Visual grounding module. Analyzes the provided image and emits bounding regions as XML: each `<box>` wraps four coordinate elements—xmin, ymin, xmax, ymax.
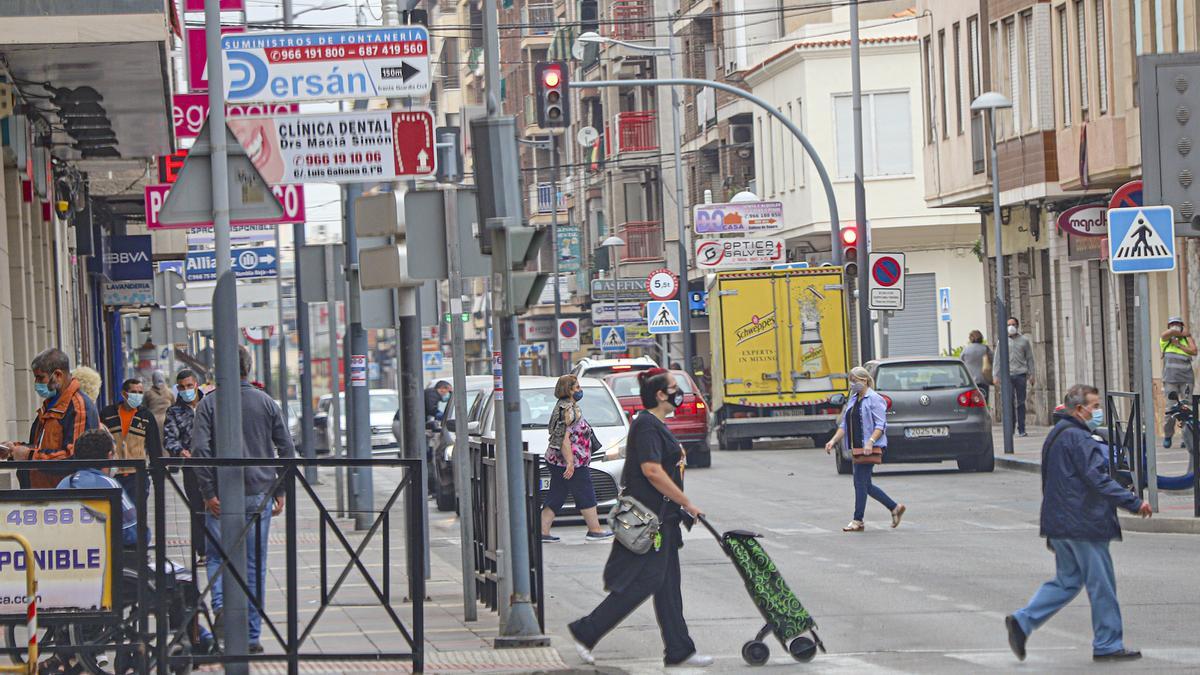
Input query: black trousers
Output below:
<box><xmin>569</xmin><ymin>523</ymin><xmax>696</xmax><ymax>665</ymax></box>
<box><xmin>1011</xmin><ymin>373</ymin><xmax>1029</xmax><ymax>434</ymax></box>
<box><xmin>183</xmin><ymin>468</ymin><xmax>206</xmax><ymax>560</ymax></box>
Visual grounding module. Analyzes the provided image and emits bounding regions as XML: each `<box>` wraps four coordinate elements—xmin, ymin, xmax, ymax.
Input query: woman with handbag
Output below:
<box><xmin>541</xmin><ymin>374</ymin><xmax>614</xmax><ymax>543</ymax></box>
<box><xmin>961</xmin><ymin>330</ymin><xmax>994</xmax><ymax>402</ymax></box>
<box><xmin>568</xmin><ymin>368</ymin><xmax>712</xmax><ymax>668</ymax></box>
<box><xmin>825</xmin><ymin>366</ymin><xmax>906</xmax><ymax>532</ymax></box>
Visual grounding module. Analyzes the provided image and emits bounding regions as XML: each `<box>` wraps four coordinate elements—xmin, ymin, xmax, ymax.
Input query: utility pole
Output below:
<box><xmin>549</xmin><ymin>134</ymin><xmax>563</xmax><ymax>375</ymax></box>
<box><xmin>439</xmin><ymin>133</ymin><xmax>477</xmax><ymax>619</ymax></box>
<box><xmin>666</xmin><ymin>15</ymin><xmax>693</xmax><ymax>375</ymax></box>
<box><xmin>850</xmin><ymin>0</ymin><xmax>874</xmax><ymax>362</ymax></box>
<box><xmin>326</xmin><ymin>247</ymin><xmax>346</xmax><ymax>516</ymax></box>
<box><xmin>344</xmin><ymin>182</ymin><xmax>373</xmax><ymax>530</ymax></box>
<box><xmin>204</xmin><ymin>0</ymin><xmax>249</xmax><ymax>668</ymax></box>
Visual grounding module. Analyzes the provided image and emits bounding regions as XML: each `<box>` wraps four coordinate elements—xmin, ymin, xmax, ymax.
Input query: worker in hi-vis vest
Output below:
<box><xmin>1160</xmin><ymin>316</ymin><xmax>1197</xmax><ymax>449</ymax></box>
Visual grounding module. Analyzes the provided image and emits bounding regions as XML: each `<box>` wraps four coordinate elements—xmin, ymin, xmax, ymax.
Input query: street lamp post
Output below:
<box><xmin>971</xmin><ymin>92</ymin><xmax>1015</xmax><ymax>456</ymax></box>
<box><xmin>578</xmin><ymin>31</ymin><xmax>691</xmax><ymax>369</ymax></box>
<box><xmin>602</xmin><ymin>235</ymin><xmax>625</xmax><ymax>347</ymax></box>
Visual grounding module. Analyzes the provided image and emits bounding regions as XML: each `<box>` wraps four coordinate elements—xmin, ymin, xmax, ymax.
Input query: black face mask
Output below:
<box><xmin>667</xmin><ymin>389</ymin><xmax>685</xmax><ymax>409</ymax></box>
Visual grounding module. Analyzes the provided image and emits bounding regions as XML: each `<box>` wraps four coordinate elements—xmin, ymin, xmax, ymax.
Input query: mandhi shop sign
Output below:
<box><xmin>145</xmin><ymin>183</ymin><xmax>305</xmax><ymax>229</ymax></box>
<box><xmin>1057</xmin><ymin>203</ymin><xmax>1108</xmax><ymax>237</ymax></box>
<box><xmin>226</xmin><ymin>110</ymin><xmax>435</xmax><ymax>183</ymax></box>
<box><xmin>694</xmin><ymin>237</ymin><xmax>785</xmax><ymax>270</ymax></box>
<box><xmin>221</xmin><ymin>27</ymin><xmax>431</xmax><ymax>104</ymax></box>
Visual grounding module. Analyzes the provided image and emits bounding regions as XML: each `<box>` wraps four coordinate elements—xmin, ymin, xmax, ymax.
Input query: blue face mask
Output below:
<box><xmin>34</xmin><ymin>382</ymin><xmax>55</xmax><ymax>399</ymax></box>
<box><xmin>126</xmin><ymin>393</ymin><xmax>144</xmax><ymax>409</ymax></box>
<box><xmin>1088</xmin><ymin>408</ymin><xmax>1104</xmax><ymax>431</ymax></box>
<box><xmin>572</xmin><ymin>390</ymin><xmax>584</xmax><ymax>402</ymax></box>
<box><xmin>179</xmin><ymin>388</ymin><xmax>197</xmax><ymax>403</ymax></box>
<box><xmin>440</xmin><ymin>392</ymin><xmax>451</xmax><ymax>402</ymax></box>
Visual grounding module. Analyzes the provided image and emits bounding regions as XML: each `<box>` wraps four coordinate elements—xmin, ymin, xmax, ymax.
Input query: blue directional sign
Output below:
<box><xmin>422</xmin><ymin>351</ymin><xmax>444</xmax><ymax>372</ymax></box>
<box><xmin>938</xmin><ymin>287</ymin><xmax>952</xmax><ymax>322</ymax></box>
<box><xmin>647</xmin><ymin>300</ymin><xmax>682</xmax><ymax>334</ymax></box>
<box><xmin>185</xmin><ymin>246</ymin><xmax>279</xmax><ymax>282</ymax></box>
<box><xmin>1107</xmin><ymin>206</ymin><xmax>1176</xmax><ymax>274</ymax></box>
<box><xmin>599</xmin><ymin>325</ymin><xmax>627</xmax><ymax>353</ymax></box>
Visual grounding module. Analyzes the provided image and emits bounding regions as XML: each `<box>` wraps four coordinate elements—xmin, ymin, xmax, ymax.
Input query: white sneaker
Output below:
<box><xmin>669</xmin><ymin>653</ymin><xmax>715</xmax><ymax>668</ymax></box>
<box><xmin>573</xmin><ymin>638</ymin><xmax>595</xmax><ymax>665</ymax></box>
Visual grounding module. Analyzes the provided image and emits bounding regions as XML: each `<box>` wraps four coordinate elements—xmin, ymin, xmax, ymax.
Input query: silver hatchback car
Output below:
<box><xmin>834</xmin><ymin>358</ymin><xmax>995</xmax><ymax>474</ymax></box>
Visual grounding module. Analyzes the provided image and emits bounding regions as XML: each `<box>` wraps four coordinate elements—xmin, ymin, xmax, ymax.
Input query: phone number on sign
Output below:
<box><xmin>5</xmin><ymin>508</ymin><xmax>98</xmax><ymax>527</ymax></box>
<box><xmin>302</xmin><ymin>152</ymin><xmax>384</xmax><ymax>167</ymax></box>
<box><xmin>265</xmin><ymin>42</ymin><xmax>426</xmax><ymax>63</ymax></box>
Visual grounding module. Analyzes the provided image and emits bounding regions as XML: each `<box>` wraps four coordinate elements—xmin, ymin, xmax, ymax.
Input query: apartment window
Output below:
<box><xmin>1023</xmin><ymin>12</ymin><xmax>1038</xmax><ymax>131</ymax></box>
<box><xmin>1006</xmin><ymin>18</ymin><xmax>1021</xmax><ymax>135</ymax></box>
<box><xmin>953</xmin><ymin>23</ymin><xmax>963</xmax><ymax>135</ymax></box>
<box><xmin>1076</xmin><ymin>1</ymin><xmax>1090</xmax><ymax>117</ymax></box>
<box><xmin>1097</xmin><ymin>0</ymin><xmax>1109</xmax><ymax>114</ymax></box>
<box><xmin>1060</xmin><ymin>6</ymin><xmax>1072</xmax><ymax>127</ymax></box>
<box><xmin>938</xmin><ymin>30</ymin><xmax>948</xmax><ymax>139</ymax></box>
<box><xmin>923</xmin><ymin>36</ymin><xmax>936</xmax><ymax>143</ymax></box>
<box><xmin>834</xmin><ymin>91</ymin><xmax>913</xmax><ymax>179</ymax></box>
<box><xmin>968</xmin><ymin>16</ymin><xmax>982</xmax><ymax>99</ymax></box>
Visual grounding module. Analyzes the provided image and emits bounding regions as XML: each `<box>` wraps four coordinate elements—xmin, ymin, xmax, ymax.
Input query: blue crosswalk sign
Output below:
<box><xmin>1107</xmin><ymin>206</ymin><xmax>1176</xmax><ymax>274</ymax></box>
<box><xmin>646</xmin><ymin>300</ymin><xmax>682</xmax><ymax>334</ymax></box>
<box><xmin>422</xmin><ymin>351</ymin><xmax>444</xmax><ymax>371</ymax></box>
<box><xmin>599</xmin><ymin>326</ymin><xmax>626</xmax><ymax>353</ymax></box>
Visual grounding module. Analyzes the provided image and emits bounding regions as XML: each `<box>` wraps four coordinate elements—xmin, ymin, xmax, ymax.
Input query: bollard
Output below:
<box><xmin>0</xmin><ymin>533</ymin><xmax>38</xmax><ymax>674</ymax></box>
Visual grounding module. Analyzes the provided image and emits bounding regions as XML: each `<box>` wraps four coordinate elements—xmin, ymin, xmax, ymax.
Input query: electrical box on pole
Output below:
<box><xmin>496</xmin><ymin>220</ymin><xmax>549</xmax><ymax>315</ymax></box>
<box><xmin>534</xmin><ymin>61</ymin><xmax>570</xmax><ymax>128</ymax></box>
<box><xmin>1139</xmin><ymin>53</ymin><xmax>1200</xmax><ymax>236</ymax></box>
<box><xmin>353</xmin><ymin>192</ymin><xmax>423</xmax><ymax>290</ymax></box>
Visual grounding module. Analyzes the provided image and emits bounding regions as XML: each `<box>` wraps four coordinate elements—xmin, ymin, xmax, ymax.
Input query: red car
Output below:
<box><xmin>602</xmin><ymin>370</ymin><xmax>711</xmax><ymax>468</ymax></box>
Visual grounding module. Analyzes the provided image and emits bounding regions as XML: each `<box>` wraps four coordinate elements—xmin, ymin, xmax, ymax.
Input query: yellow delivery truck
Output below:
<box><xmin>708</xmin><ymin>267</ymin><xmax>851</xmax><ymax>449</ymax></box>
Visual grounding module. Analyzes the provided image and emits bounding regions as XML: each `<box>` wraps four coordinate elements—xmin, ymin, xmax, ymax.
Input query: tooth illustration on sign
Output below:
<box><xmin>1114</xmin><ymin>211</ymin><xmax>1171</xmax><ymax>259</ymax></box>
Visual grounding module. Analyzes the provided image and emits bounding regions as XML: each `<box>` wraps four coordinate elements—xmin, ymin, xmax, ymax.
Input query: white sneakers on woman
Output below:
<box><xmin>842</xmin><ymin>520</ymin><xmax>865</xmax><ymax>532</ymax></box>
<box><xmin>668</xmin><ymin>653</ymin><xmax>715</xmax><ymax>668</ymax></box>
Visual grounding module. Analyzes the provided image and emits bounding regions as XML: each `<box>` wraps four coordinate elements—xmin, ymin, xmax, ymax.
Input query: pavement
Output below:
<box><xmin>991</xmin><ymin>425</ymin><xmax>1200</xmax><ymax>532</ymax></box>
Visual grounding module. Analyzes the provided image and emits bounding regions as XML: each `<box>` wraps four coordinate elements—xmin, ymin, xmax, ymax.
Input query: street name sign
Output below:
<box><xmin>226</xmin><ymin>109</ymin><xmax>436</xmax><ymax>183</ymax></box>
<box><xmin>591</xmin><ymin>278</ymin><xmax>647</xmax><ymax>299</ymax></box>
<box><xmin>1107</xmin><ymin>206</ymin><xmax>1176</xmax><ymax>274</ymax></box>
<box><xmin>867</xmin><ymin>252</ymin><xmax>906</xmax><ymax>310</ymax></box>
<box><xmin>147</xmin><ymin>183</ymin><xmax>305</xmax><ymax>229</ymax></box>
<box><xmin>591</xmin><ymin>301</ymin><xmax>644</xmax><ymax>324</ymax></box>
<box><xmin>694</xmin><ymin>237</ymin><xmax>785</xmax><ymax>270</ymax></box>
<box><xmin>693</xmin><ymin>201</ymin><xmax>783</xmax><ymax>234</ymax></box>
<box><xmin>647</xmin><ymin>300</ymin><xmax>682</xmax><ymax>334</ymax></box>
<box><xmin>599</xmin><ymin>326</ymin><xmax>627</xmax><ymax>353</ymax></box>
<box><xmin>221</xmin><ymin>27</ymin><xmax>431</xmax><ymax>103</ymax></box>
<box><xmin>185</xmin><ymin>246</ymin><xmax>279</xmax><ymax>282</ymax></box>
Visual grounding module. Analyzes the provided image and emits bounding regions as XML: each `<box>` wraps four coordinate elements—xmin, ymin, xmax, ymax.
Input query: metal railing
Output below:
<box><xmin>1106</xmin><ymin>391</ymin><xmax>1145</xmax><ymax>500</ymax></box>
<box><xmin>468</xmin><ymin>440</ymin><xmax>545</xmax><ymax>631</ymax></box>
<box><xmin>610</xmin><ymin>0</ymin><xmax>651</xmax><ymax>41</ymax></box>
<box><xmin>617</xmin><ymin>220</ymin><xmax>665</xmax><ymax>261</ymax></box>
<box><xmin>612</xmin><ymin>111</ymin><xmax>659</xmax><ymax>153</ymax></box>
<box><xmin>523</xmin><ymin>2</ymin><xmax>556</xmax><ymax>36</ymax></box>
<box><xmin>530</xmin><ymin>182</ymin><xmax>566</xmax><ymax>214</ymax></box>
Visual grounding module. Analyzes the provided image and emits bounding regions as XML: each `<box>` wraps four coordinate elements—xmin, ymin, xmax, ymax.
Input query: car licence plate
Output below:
<box><xmin>904</xmin><ymin>426</ymin><xmax>950</xmax><ymax>439</ymax></box>
<box><xmin>539</xmin><ymin>477</ymin><xmax>551</xmax><ymax>491</ymax></box>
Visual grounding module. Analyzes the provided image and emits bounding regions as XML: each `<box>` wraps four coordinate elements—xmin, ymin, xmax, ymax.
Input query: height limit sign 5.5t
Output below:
<box><xmin>867</xmin><ymin>252</ymin><xmax>905</xmax><ymax>311</ymax></box>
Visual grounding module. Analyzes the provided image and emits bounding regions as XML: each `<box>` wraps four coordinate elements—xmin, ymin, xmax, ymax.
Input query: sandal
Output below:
<box><xmin>891</xmin><ymin>504</ymin><xmax>906</xmax><ymax>528</ymax></box>
<box><xmin>842</xmin><ymin>520</ymin><xmax>865</xmax><ymax>532</ymax></box>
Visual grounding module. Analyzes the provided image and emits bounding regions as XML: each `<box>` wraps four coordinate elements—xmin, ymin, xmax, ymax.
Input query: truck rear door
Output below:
<box><xmin>717</xmin><ymin>272</ymin><xmax>787</xmax><ymax>398</ymax></box>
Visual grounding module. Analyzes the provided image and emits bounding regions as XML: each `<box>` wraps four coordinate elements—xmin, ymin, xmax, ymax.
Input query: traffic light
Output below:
<box><xmin>841</xmin><ymin>224</ymin><xmax>859</xmax><ymax>274</ymax></box>
<box><xmin>535</xmin><ymin>61</ymin><xmax>570</xmax><ymax>128</ymax></box>
<box><xmin>498</xmin><ymin>220</ymin><xmax>549</xmax><ymax>315</ymax></box>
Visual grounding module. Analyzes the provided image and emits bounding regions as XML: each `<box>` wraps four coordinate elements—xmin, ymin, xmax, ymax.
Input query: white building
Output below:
<box><xmin>743</xmin><ymin>9</ymin><xmax>988</xmax><ymax>356</ymax></box>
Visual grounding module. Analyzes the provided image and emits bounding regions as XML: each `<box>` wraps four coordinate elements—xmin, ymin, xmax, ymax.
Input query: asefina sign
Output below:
<box><xmin>1057</xmin><ymin>203</ymin><xmax>1108</xmax><ymax>237</ymax></box>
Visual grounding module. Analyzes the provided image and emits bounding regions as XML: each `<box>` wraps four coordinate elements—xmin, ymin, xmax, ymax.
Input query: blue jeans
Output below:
<box><xmin>852</xmin><ymin>463</ymin><xmax>896</xmax><ymax>521</ymax></box>
<box><xmin>205</xmin><ymin>494</ymin><xmax>274</xmax><ymax>642</ymax></box>
<box><xmin>1013</xmin><ymin>538</ymin><xmax>1125</xmax><ymax>655</ymax></box>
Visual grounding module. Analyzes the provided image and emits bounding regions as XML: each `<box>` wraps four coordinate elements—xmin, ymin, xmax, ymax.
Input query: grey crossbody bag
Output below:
<box><xmin>609</xmin><ymin>493</ymin><xmax>662</xmax><ymax>554</ymax></box>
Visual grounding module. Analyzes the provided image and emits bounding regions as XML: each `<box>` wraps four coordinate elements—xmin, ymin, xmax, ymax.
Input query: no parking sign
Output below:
<box><xmin>558</xmin><ymin>319</ymin><xmax>581</xmax><ymax>352</ymax></box>
<box><xmin>867</xmin><ymin>252</ymin><xmax>905</xmax><ymax>310</ymax></box>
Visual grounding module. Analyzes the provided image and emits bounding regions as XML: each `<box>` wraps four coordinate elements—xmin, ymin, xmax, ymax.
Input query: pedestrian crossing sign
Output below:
<box><xmin>422</xmin><ymin>351</ymin><xmax>444</xmax><ymax>371</ymax></box>
<box><xmin>646</xmin><ymin>300</ymin><xmax>682</xmax><ymax>334</ymax></box>
<box><xmin>599</xmin><ymin>325</ymin><xmax>627</xmax><ymax>353</ymax></box>
<box><xmin>1107</xmin><ymin>206</ymin><xmax>1176</xmax><ymax>274</ymax></box>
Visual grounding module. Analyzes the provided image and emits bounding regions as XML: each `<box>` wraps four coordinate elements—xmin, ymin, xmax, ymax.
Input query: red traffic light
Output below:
<box><xmin>542</xmin><ymin>68</ymin><xmax>561</xmax><ymax>88</ymax></box>
<box><xmin>841</xmin><ymin>227</ymin><xmax>858</xmax><ymax>246</ymax></box>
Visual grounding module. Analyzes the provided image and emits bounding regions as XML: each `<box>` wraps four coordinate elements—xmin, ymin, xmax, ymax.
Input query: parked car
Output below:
<box><xmin>322</xmin><ymin>389</ymin><xmax>402</xmax><ymax>456</ymax></box>
<box><xmin>276</xmin><ymin>399</ymin><xmax>302</xmax><ymax>445</ymax></box>
<box><xmin>833</xmin><ymin>358</ymin><xmax>994</xmax><ymax>475</ymax></box>
<box><xmin>603</xmin><ymin>369</ymin><xmax>711</xmax><ymax>468</ymax></box>
<box><xmin>477</xmin><ymin>376</ymin><xmax>628</xmax><ymax>518</ymax></box>
<box><xmin>428</xmin><ymin>375</ymin><xmax>494</xmax><ymax>511</ymax></box>
<box><xmin>314</xmin><ymin>394</ymin><xmax>332</xmax><ymax>455</ymax></box>
<box><xmin>571</xmin><ymin>356</ymin><xmax>659</xmax><ymax>380</ymax></box>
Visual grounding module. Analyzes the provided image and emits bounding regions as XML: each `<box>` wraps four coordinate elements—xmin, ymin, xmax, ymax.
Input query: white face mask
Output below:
<box><xmin>1007</xmin><ymin>325</ymin><xmax>1018</xmax><ymax>336</ymax></box>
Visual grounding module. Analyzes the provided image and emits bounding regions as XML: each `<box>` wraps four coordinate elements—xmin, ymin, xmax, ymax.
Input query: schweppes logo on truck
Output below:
<box><xmin>735</xmin><ymin>312</ymin><xmax>777</xmax><ymax>345</ymax></box>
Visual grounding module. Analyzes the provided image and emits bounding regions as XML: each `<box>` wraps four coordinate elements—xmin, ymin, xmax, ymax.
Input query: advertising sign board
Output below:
<box><xmin>1056</xmin><ymin>204</ymin><xmax>1108</xmax><ymax>237</ymax></box>
<box><xmin>102</xmin><ymin>280</ymin><xmax>155</xmax><ymax>306</ymax></box>
<box><xmin>104</xmin><ymin>235</ymin><xmax>153</xmax><ymax>281</ymax></box>
<box><xmin>185</xmin><ymin>246</ymin><xmax>279</xmax><ymax>282</ymax></box>
<box><xmin>146</xmin><ymin>183</ymin><xmax>305</xmax><ymax>229</ymax></box>
<box><xmin>693</xmin><ymin>201</ymin><xmax>784</xmax><ymax>234</ymax></box>
<box><xmin>226</xmin><ymin>110</ymin><xmax>435</xmax><ymax>183</ymax></box>
<box><xmin>221</xmin><ymin>27</ymin><xmax>431</xmax><ymax>104</ymax></box>
<box><xmin>187</xmin><ymin>26</ymin><xmax>244</xmax><ymax>92</ymax></box>
<box><xmin>172</xmin><ymin>94</ymin><xmax>298</xmax><ymax>140</ymax></box>
<box><xmin>694</xmin><ymin>237</ymin><xmax>785</xmax><ymax>270</ymax></box>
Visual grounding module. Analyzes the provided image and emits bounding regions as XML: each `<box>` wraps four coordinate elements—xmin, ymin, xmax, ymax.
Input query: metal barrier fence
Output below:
<box><xmin>1105</xmin><ymin>391</ymin><xmax>1145</xmax><ymax>500</ymax></box>
<box><xmin>0</xmin><ymin>457</ymin><xmax>426</xmax><ymax>674</ymax></box>
<box><xmin>468</xmin><ymin>440</ymin><xmax>545</xmax><ymax>631</ymax></box>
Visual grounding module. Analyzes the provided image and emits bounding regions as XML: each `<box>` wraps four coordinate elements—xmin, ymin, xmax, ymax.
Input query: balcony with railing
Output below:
<box><xmin>610</xmin><ymin>111</ymin><xmax>658</xmax><ymax>156</ymax></box>
<box><xmin>609</xmin><ymin>0</ymin><xmax>652</xmax><ymax>42</ymax></box>
<box><xmin>523</xmin><ymin>2</ymin><xmax>557</xmax><ymax>38</ymax></box>
<box><xmin>617</xmin><ymin>221</ymin><xmax>664</xmax><ymax>262</ymax></box>
<box><xmin>529</xmin><ymin>182</ymin><xmax>566</xmax><ymax>214</ymax></box>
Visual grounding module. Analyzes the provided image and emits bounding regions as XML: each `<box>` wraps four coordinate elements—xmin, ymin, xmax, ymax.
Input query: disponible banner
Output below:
<box><xmin>145</xmin><ymin>183</ymin><xmax>305</xmax><ymax>229</ymax></box>
<box><xmin>226</xmin><ymin>110</ymin><xmax>435</xmax><ymax>183</ymax></box>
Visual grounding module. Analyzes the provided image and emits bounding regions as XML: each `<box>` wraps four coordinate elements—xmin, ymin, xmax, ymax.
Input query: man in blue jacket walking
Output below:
<box><xmin>1006</xmin><ymin>384</ymin><xmax>1152</xmax><ymax>663</ymax></box>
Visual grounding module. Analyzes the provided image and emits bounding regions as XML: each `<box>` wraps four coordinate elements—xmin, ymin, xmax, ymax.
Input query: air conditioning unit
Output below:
<box><xmin>730</xmin><ymin>123</ymin><xmax>753</xmax><ymax>145</ymax></box>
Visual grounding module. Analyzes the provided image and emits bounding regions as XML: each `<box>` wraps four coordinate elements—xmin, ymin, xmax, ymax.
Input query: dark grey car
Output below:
<box><xmin>834</xmin><ymin>357</ymin><xmax>995</xmax><ymax>474</ymax></box>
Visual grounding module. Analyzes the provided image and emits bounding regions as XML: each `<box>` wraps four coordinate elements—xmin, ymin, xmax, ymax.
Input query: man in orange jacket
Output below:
<box><xmin>1</xmin><ymin>348</ymin><xmax>100</xmax><ymax>487</ymax></box>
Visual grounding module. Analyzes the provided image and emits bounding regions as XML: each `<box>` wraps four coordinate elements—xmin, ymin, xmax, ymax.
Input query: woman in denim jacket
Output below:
<box><xmin>825</xmin><ymin>366</ymin><xmax>906</xmax><ymax>532</ymax></box>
